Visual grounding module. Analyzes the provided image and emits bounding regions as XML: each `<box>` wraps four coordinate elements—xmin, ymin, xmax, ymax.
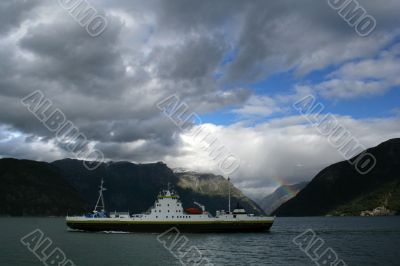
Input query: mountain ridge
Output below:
<box><xmin>274</xmin><ymin>138</ymin><xmax>400</xmax><ymax>216</ymax></box>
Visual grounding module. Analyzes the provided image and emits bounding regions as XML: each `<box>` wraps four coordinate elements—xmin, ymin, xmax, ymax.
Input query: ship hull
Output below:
<box><xmin>66</xmin><ymin>220</ymin><xmax>273</xmax><ymax>233</ymax></box>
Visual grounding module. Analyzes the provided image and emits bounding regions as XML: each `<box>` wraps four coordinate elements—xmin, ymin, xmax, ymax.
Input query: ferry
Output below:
<box><xmin>66</xmin><ymin>179</ymin><xmax>274</xmax><ymax>233</ymax></box>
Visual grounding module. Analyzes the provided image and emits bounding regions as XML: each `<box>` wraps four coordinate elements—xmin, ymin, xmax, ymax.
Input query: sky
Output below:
<box><xmin>0</xmin><ymin>0</ymin><xmax>399</xmax><ymax>199</ymax></box>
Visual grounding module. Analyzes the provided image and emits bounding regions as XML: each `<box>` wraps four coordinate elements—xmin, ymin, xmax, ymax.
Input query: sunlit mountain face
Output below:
<box><xmin>0</xmin><ymin>0</ymin><xmax>400</xmax><ymax>199</ymax></box>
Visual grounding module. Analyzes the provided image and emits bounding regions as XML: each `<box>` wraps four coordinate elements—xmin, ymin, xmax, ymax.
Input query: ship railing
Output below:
<box><xmin>110</xmin><ymin>211</ymin><xmax>130</xmax><ymax>218</ymax></box>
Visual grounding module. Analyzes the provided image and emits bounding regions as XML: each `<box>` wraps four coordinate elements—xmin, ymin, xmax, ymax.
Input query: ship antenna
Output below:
<box><xmin>94</xmin><ymin>178</ymin><xmax>107</xmax><ymax>212</ymax></box>
<box><xmin>228</xmin><ymin>177</ymin><xmax>231</xmax><ymax>214</ymax></box>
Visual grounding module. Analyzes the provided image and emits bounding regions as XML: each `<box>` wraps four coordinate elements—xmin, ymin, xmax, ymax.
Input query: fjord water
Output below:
<box><xmin>0</xmin><ymin>217</ymin><xmax>399</xmax><ymax>265</ymax></box>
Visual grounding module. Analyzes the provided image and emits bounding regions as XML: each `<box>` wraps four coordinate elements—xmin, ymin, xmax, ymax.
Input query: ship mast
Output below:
<box><xmin>228</xmin><ymin>177</ymin><xmax>231</xmax><ymax>214</ymax></box>
<box><xmin>94</xmin><ymin>178</ymin><xmax>106</xmax><ymax>212</ymax></box>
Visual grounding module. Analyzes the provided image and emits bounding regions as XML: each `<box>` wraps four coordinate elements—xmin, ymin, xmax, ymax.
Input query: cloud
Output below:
<box><xmin>164</xmin><ymin>116</ymin><xmax>400</xmax><ymax>198</ymax></box>
<box><xmin>220</xmin><ymin>0</ymin><xmax>399</xmax><ymax>82</ymax></box>
<box><xmin>0</xmin><ymin>0</ymin><xmax>249</xmax><ymax>161</ymax></box>
<box><xmin>0</xmin><ymin>125</ymin><xmax>65</xmax><ymax>162</ymax></box>
<box><xmin>316</xmin><ymin>44</ymin><xmax>400</xmax><ymax>99</ymax></box>
<box><xmin>0</xmin><ymin>0</ymin><xmax>42</xmax><ymax>34</ymax></box>
<box><xmin>233</xmin><ymin>95</ymin><xmax>282</xmax><ymax>118</ymax></box>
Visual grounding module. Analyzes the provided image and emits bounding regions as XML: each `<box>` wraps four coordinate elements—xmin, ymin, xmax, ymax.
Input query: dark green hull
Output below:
<box><xmin>66</xmin><ymin>220</ymin><xmax>273</xmax><ymax>233</ymax></box>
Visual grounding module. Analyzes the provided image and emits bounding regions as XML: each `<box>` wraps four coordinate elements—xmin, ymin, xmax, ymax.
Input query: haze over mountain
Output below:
<box><xmin>274</xmin><ymin>138</ymin><xmax>400</xmax><ymax>216</ymax></box>
<box><xmin>257</xmin><ymin>182</ymin><xmax>308</xmax><ymax>215</ymax></box>
<box><xmin>0</xmin><ymin>158</ymin><xmax>263</xmax><ymax>216</ymax></box>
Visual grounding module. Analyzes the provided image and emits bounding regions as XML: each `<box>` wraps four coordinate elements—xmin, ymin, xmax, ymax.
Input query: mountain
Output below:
<box><xmin>0</xmin><ymin>158</ymin><xmax>86</xmax><ymax>216</ymax></box>
<box><xmin>258</xmin><ymin>182</ymin><xmax>308</xmax><ymax>215</ymax></box>
<box><xmin>175</xmin><ymin>170</ymin><xmax>263</xmax><ymax>215</ymax></box>
<box><xmin>274</xmin><ymin>138</ymin><xmax>400</xmax><ymax>216</ymax></box>
<box><xmin>0</xmin><ymin>158</ymin><xmax>263</xmax><ymax>216</ymax></box>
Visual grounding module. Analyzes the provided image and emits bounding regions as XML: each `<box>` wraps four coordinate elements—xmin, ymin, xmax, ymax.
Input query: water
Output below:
<box><xmin>0</xmin><ymin>217</ymin><xmax>399</xmax><ymax>265</ymax></box>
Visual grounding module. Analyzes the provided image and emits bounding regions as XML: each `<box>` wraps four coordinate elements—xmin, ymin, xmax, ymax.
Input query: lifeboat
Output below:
<box><xmin>184</xmin><ymin>208</ymin><xmax>203</xmax><ymax>214</ymax></box>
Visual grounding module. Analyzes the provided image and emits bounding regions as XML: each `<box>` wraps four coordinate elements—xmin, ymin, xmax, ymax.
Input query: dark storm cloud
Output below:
<box><xmin>147</xmin><ymin>0</ymin><xmax>400</xmax><ymax>82</ymax></box>
<box><xmin>0</xmin><ymin>0</ymin><xmax>250</xmax><ymax>163</ymax></box>
<box><xmin>18</xmin><ymin>15</ymin><xmax>126</xmax><ymax>97</ymax></box>
<box><xmin>149</xmin><ymin>33</ymin><xmax>227</xmax><ymax>81</ymax></box>
<box><xmin>0</xmin><ymin>0</ymin><xmax>41</xmax><ymax>34</ymax></box>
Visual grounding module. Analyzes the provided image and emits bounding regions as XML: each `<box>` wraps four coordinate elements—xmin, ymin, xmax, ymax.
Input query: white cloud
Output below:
<box><xmin>163</xmin><ymin>116</ymin><xmax>400</xmax><ymax>198</ymax></box>
<box><xmin>316</xmin><ymin>44</ymin><xmax>400</xmax><ymax>99</ymax></box>
<box><xmin>0</xmin><ymin>125</ymin><xmax>66</xmax><ymax>162</ymax></box>
<box><xmin>232</xmin><ymin>95</ymin><xmax>282</xmax><ymax>118</ymax></box>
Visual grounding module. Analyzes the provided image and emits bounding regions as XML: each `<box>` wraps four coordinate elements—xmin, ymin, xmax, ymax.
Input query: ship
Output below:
<box><xmin>66</xmin><ymin>178</ymin><xmax>274</xmax><ymax>233</ymax></box>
